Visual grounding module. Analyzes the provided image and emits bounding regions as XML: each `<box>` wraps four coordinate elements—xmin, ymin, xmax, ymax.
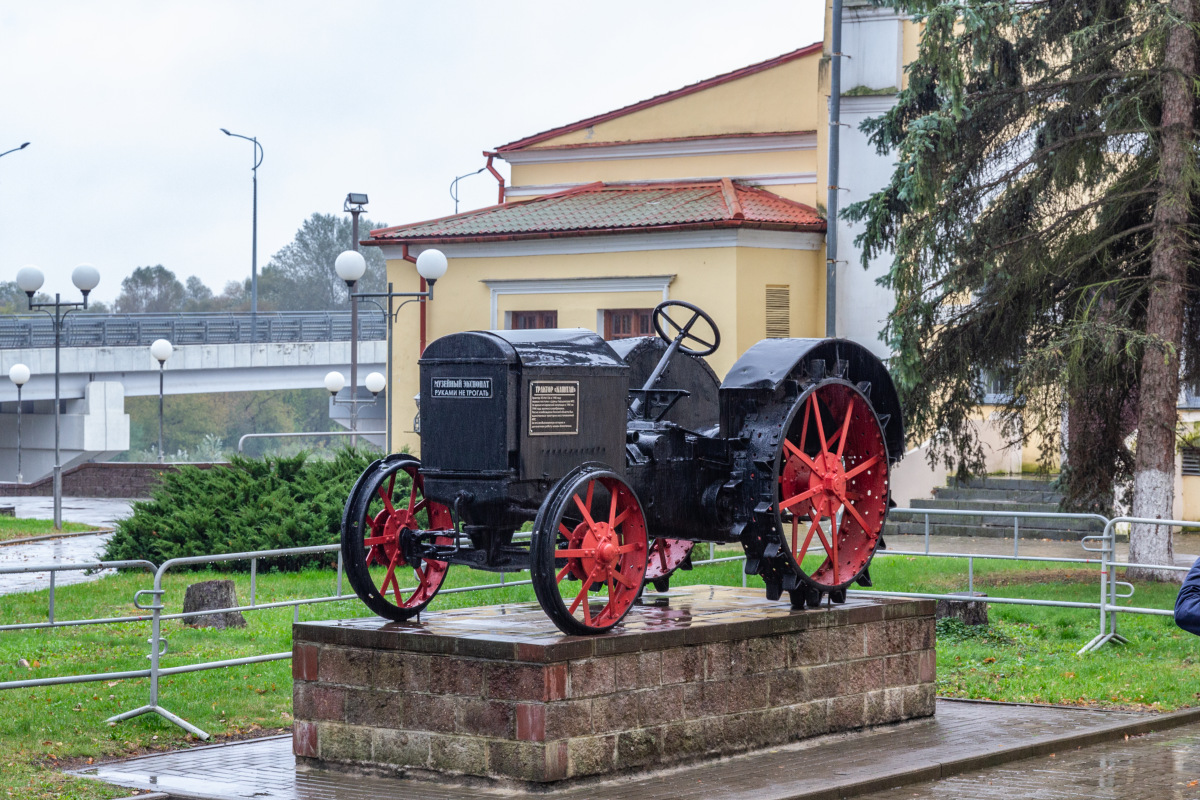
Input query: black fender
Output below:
<box><xmin>718</xmin><ymin>338</ymin><xmax>903</xmax><ymax>463</ymax></box>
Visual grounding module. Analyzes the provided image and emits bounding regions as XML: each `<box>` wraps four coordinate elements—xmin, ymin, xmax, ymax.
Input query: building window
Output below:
<box><xmin>511</xmin><ymin>311</ymin><xmax>558</xmax><ymax>330</ymax></box>
<box><xmin>1184</xmin><ymin>447</ymin><xmax>1200</xmax><ymax>477</ymax></box>
<box><xmin>766</xmin><ymin>285</ymin><xmax>790</xmax><ymax>338</ymax></box>
<box><xmin>604</xmin><ymin>308</ymin><xmax>653</xmax><ymax>339</ymax></box>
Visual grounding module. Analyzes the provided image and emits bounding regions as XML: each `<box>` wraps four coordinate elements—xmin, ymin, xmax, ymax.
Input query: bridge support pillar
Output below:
<box><xmin>0</xmin><ymin>382</ymin><xmax>130</xmax><ymax>484</ymax></box>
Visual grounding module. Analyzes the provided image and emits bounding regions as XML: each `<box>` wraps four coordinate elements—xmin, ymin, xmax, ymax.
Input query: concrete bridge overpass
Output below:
<box><xmin>0</xmin><ymin>311</ymin><xmax>387</xmax><ymax>482</ymax></box>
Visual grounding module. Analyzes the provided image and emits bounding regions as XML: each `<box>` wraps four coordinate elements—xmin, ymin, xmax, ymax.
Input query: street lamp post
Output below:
<box><xmin>221</xmin><ymin>129</ymin><xmax>264</xmax><ymax>326</ymax></box>
<box><xmin>0</xmin><ymin>142</ymin><xmax>30</xmax><ymax>160</ymax></box>
<box><xmin>324</xmin><ymin>370</ymin><xmax>387</xmax><ymax>449</ymax></box>
<box><xmin>150</xmin><ymin>339</ymin><xmax>173</xmax><ymax>463</ymax></box>
<box><xmin>350</xmin><ymin>248</ymin><xmax>449</xmax><ymax>449</ymax></box>
<box><xmin>335</xmin><ymin>249</ymin><xmax>368</xmax><ymax>446</ymax></box>
<box><xmin>16</xmin><ymin>264</ymin><xmax>101</xmax><ymax>530</ymax></box>
<box><xmin>8</xmin><ymin>364</ymin><xmax>30</xmax><ymax>483</ymax></box>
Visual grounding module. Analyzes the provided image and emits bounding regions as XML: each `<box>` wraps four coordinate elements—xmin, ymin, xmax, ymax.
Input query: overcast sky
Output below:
<box><xmin>1</xmin><ymin>1</ymin><xmax>824</xmax><ymax>304</ymax></box>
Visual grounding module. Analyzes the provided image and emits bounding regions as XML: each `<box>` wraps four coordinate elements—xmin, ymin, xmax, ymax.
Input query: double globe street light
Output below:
<box><xmin>15</xmin><ymin>264</ymin><xmax>101</xmax><ymax>530</ymax></box>
<box><xmin>332</xmin><ymin>247</ymin><xmax>448</xmax><ymax>448</ymax></box>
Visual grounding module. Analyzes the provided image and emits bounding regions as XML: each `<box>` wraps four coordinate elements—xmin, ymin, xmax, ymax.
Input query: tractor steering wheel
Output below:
<box><xmin>652</xmin><ymin>300</ymin><xmax>721</xmax><ymax>357</ymax></box>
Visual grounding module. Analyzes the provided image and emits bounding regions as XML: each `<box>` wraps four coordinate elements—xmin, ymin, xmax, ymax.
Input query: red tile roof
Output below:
<box><xmin>366</xmin><ymin>180</ymin><xmax>825</xmax><ymax>245</ymax></box>
<box><xmin>494</xmin><ymin>44</ymin><xmax>823</xmax><ymax>153</ymax></box>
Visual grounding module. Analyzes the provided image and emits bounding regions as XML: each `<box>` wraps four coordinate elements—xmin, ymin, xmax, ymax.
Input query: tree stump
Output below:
<box><xmin>935</xmin><ymin>591</ymin><xmax>989</xmax><ymax>626</ymax></box>
<box><xmin>182</xmin><ymin>580</ymin><xmax>246</xmax><ymax>629</ymax></box>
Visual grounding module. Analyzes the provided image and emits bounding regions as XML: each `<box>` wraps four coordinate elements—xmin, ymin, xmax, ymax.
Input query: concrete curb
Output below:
<box><xmin>787</xmin><ymin>702</ymin><xmax>1200</xmax><ymax>800</ymax></box>
<box><xmin>0</xmin><ymin>527</ymin><xmax>113</xmax><ymax>547</ymax></box>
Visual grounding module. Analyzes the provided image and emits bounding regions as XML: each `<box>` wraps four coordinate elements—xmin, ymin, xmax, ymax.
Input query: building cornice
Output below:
<box><xmin>499</xmin><ymin>132</ymin><xmax>817</xmax><ymax>166</ymax></box>
<box><xmin>378</xmin><ymin>229</ymin><xmax>823</xmax><ymax>261</ymax></box>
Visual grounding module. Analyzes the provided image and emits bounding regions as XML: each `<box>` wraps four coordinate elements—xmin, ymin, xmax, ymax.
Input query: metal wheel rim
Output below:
<box><xmin>342</xmin><ymin>456</ymin><xmax>454</xmax><ymax>620</ymax></box>
<box><xmin>775</xmin><ymin>379</ymin><xmax>889</xmax><ymax>590</ymax></box>
<box><xmin>532</xmin><ymin>468</ymin><xmax>649</xmax><ymax>634</ymax></box>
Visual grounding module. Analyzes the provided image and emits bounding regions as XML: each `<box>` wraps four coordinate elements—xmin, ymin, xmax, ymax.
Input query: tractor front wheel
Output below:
<box><xmin>531</xmin><ymin>465</ymin><xmax>649</xmax><ymax>635</ymax></box>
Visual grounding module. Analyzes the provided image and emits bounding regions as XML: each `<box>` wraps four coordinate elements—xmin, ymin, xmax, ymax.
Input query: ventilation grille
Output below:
<box><xmin>1184</xmin><ymin>447</ymin><xmax>1200</xmax><ymax>477</ymax></box>
<box><xmin>766</xmin><ymin>285</ymin><xmax>790</xmax><ymax>338</ymax></box>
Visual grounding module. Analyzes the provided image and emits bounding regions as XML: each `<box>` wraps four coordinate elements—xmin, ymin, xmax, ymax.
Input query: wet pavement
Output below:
<box><xmin>866</xmin><ymin>722</ymin><xmax>1200</xmax><ymax>799</ymax></box>
<box><xmin>76</xmin><ymin>700</ymin><xmax>1200</xmax><ymax>800</ymax></box>
<box><xmin>0</xmin><ymin>496</ymin><xmax>134</xmax><ymax>595</ymax></box>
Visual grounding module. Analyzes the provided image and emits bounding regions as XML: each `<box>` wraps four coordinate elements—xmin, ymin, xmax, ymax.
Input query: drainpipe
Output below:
<box><xmin>826</xmin><ymin>0</ymin><xmax>843</xmax><ymax>338</ymax></box>
<box><xmin>402</xmin><ymin>244</ymin><xmax>428</xmax><ymax>354</ymax></box>
<box><xmin>483</xmin><ymin>151</ymin><xmax>506</xmax><ymax>203</ymax></box>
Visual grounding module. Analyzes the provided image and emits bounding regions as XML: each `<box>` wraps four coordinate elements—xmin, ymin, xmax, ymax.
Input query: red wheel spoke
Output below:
<box><xmin>411</xmin><ymin>498</ymin><xmax>428</xmax><ymax>516</ymax></box>
<box><xmin>612</xmin><ymin>507</ymin><xmax>632</xmax><ymax>529</ymax></box>
<box><xmin>573</xmin><ymin>484</ymin><xmax>597</xmax><ymax>528</ymax></box>
<box><xmin>811</xmin><ymin>393</ymin><xmax>829</xmax><ymax>452</ymax></box>
<box><xmin>555</xmin><ymin>548</ymin><xmax>595</xmax><ymax>558</ymax></box>
<box><xmin>830</xmin><ymin>518</ymin><xmax>839</xmax><ymax>577</ymax></box>
<box><xmin>608</xmin><ymin>488</ymin><xmax>618</xmax><ymax>526</ymax></box>
<box><xmin>780</xmin><ymin>485</ymin><xmax>821</xmax><ymax>510</ymax></box>
<box><xmin>380</xmin><ymin>555</ymin><xmax>403</xmax><ymax>604</ymax></box>
<box><xmin>784</xmin><ymin>438</ymin><xmax>822</xmax><ymax>475</ymax></box>
<box><xmin>607</xmin><ymin>577</ymin><xmax>616</xmax><ymax>599</ymax></box>
<box><xmin>407</xmin><ymin>481</ymin><xmax>420</xmax><ymax>513</ymax></box>
<box><xmin>836</xmin><ymin>403</ymin><xmax>854</xmax><ymax>459</ymax></box>
<box><xmin>556</xmin><ymin>564</ymin><xmax>573</xmax><ymax>584</ymax></box>
<box><xmin>559</xmin><ymin>522</ymin><xmax>574</xmax><ymax>539</ymax></box>
<box><xmin>842</xmin><ymin>455</ymin><xmax>881</xmax><ymax>482</ymax></box>
<box><xmin>567</xmin><ymin>581</ymin><xmax>589</xmax><ymax>615</ymax></box>
<box><xmin>610</xmin><ymin>568</ymin><xmax>637</xmax><ymax>589</ymax></box>
<box><xmin>797</xmin><ymin>515</ymin><xmax>822</xmax><ymax>563</ymax></box>
<box><xmin>617</xmin><ymin>541</ymin><xmax>641</xmax><ymax>554</ymax></box>
<box><xmin>364</xmin><ymin>535</ymin><xmax>390</xmax><ymax>546</ymax></box>
<box><xmin>811</xmin><ymin>514</ymin><xmax>835</xmax><ymax>560</ymax></box>
<box><xmin>378</xmin><ymin>476</ymin><xmax>397</xmax><ymax>514</ymax></box>
<box><xmin>791</xmin><ymin>516</ymin><xmax>799</xmax><ymax>557</ymax></box>
<box><xmin>838</xmin><ymin>491</ymin><xmax>873</xmax><ymax>532</ymax></box>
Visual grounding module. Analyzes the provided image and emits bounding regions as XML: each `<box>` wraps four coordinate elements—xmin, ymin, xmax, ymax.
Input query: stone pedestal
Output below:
<box><xmin>292</xmin><ymin>586</ymin><xmax>936</xmax><ymax>784</ymax></box>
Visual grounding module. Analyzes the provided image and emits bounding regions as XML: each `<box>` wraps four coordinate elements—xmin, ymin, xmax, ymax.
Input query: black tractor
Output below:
<box><xmin>341</xmin><ymin>300</ymin><xmax>903</xmax><ymax>635</ymax></box>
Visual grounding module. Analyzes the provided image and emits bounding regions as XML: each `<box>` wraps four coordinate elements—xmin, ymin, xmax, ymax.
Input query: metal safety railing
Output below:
<box><xmin>1</xmin><ymin>507</ymin><xmax>1195</xmax><ymax>738</ymax></box>
<box><xmin>0</xmin><ymin>310</ymin><xmax>386</xmax><ymax>349</ymax></box>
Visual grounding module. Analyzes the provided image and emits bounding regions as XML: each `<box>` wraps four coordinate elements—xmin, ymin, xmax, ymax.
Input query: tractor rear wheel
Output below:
<box><xmin>531</xmin><ymin>465</ymin><xmax>649</xmax><ymax>635</ymax></box>
<box><xmin>776</xmin><ymin>379</ymin><xmax>889</xmax><ymax>599</ymax></box>
<box><xmin>342</xmin><ymin>454</ymin><xmax>455</xmax><ymax>621</ymax></box>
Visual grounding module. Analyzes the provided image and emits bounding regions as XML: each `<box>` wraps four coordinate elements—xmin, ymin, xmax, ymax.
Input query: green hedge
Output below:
<box><xmin>102</xmin><ymin>449</ymin><xmax>376</xmax><ymax>570</ymax></box>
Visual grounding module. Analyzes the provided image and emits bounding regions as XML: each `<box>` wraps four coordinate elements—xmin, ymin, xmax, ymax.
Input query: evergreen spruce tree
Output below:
<box><xmin>846</xmin><ymin>0</ymin><xmax>1199</xmax><ymax>579</ymax></box>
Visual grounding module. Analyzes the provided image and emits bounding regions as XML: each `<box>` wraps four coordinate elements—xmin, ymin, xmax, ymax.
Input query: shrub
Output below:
<box><xmin>103</xmin><ymin>448</ymin><xmax>377</xmax><ymax>570</ymax></box>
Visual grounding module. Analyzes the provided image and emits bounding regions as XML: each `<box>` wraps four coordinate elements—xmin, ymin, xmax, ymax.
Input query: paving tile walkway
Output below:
<box><xmin>78</xmin><ymin>700</ymin><xmax>1195</xmax><ymax>800</ymax></box>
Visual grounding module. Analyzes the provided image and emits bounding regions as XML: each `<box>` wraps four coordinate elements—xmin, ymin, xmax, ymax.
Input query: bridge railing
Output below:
<box><xmin>0</xmin><ymin>310</ymin><xmax>387</xmax><ymax>349</ymax></box>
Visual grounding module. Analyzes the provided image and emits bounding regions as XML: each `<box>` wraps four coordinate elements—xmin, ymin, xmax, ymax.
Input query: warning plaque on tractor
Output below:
<box><xmin>431</xmin><ymin>377</ymin><xmax>493</xmax><ymax>399</ymax></box>
<box><xmin>528</xmin><ymin>380</ymin><xmax>580</xmax><ymax>436</ymax></box>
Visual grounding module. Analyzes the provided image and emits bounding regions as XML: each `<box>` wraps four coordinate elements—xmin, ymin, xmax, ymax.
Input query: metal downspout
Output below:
<box><xmin>826</xmin><ymin>0</ymin><xmax>843</xmax><ymax>338</ymax></box>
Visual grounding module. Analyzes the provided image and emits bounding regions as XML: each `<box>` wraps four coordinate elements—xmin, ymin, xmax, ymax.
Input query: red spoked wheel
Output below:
<box><xmin>643</xmin><ymin>538</ymin><xmax>694</xmax><ymax>592</ymax></box>
<box><xmin>777</xmin><ymin>379</ymin><xmax>888</xmax><ymax>597</ymax></box>
<box><xmin>531</xmin><ymin>465</ymin><xmax>649</xmax><ymax>635</ymax></box>
<box><xmin>342</xmin><ymin>455</ymin><xmax>455</xmax><ymax>621</ymax></box>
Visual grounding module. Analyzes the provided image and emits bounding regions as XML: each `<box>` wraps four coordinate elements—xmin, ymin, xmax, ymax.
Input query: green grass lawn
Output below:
<box><xmin>0</xmin><ymin>517</ymin><xmax>97</xmax><ymax>542</ymax></box>
<box><xmin>0</xmin><ymin>548</ymin><xmax>1193</xmax><ymax>798</ymax></box>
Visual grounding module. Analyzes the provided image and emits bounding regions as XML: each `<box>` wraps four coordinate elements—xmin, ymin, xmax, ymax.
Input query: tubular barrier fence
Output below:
<box><xmin>0</xmin><ymin>508</ymin><xmax>1195</xmax><ymax>737</ymax></box>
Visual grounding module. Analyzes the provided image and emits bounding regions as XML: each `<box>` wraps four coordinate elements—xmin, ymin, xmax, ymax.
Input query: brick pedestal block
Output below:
<box><xmin>292</xmin><ymin>586</ymin><xmax>936</xmax><ymax>784</ymax></box>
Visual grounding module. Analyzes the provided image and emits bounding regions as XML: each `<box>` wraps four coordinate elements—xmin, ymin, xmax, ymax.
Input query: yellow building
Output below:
<box><xmin>367</xmin><ymin>45</ymin><xmax>829</xmax><ymax>456</ymax></box>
